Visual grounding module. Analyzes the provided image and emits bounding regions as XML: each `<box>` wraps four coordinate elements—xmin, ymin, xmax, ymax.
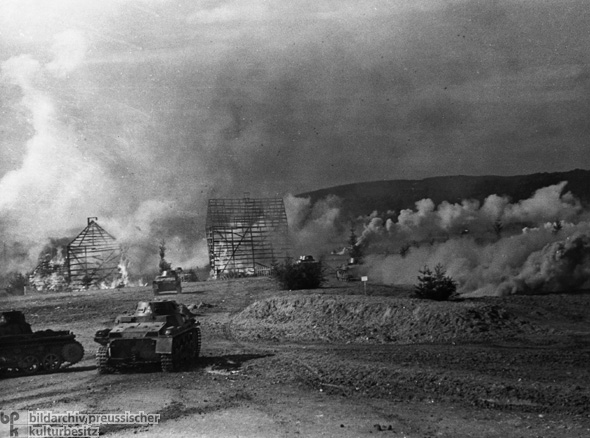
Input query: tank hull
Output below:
<box><xmin>94</xmin><ymin>300</ymin><xmax>201</xmax><ymax>373</ymax></box>
<box><xmin>152</xmin><ymin>271</ymin><xmax>182</xmax><ymax>295</ymax></box>
<box><xmin>0</xmin><ymin>331</ymin><xmax>85</xmax><ymax>375</ymax></box>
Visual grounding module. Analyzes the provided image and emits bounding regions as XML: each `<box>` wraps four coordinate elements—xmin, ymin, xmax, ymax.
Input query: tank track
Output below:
<box><xmin>96</xmin><ymin>346</ymin><xmax>115</xmax><ymax>374</ymax></box>
<box><xmin>160</xmin><ymin>326</ymin><xmax>201</xmax><ymax>373</ymax></box>
<box><xmin>195</xmin><ymin>326</ymin><xmax>201</xmax><ymax>358</ymax></box>
<box><xmin>160</xmin><ymin>353</ymin><xmax>174</xmax><ymax>372</ymax></box>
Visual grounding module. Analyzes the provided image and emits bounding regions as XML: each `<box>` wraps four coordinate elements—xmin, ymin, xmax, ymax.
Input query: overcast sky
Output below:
<box><xmin>1</xmin><ymin>0</ymin><xmax>589</xmax><ymax>264</ymax></box>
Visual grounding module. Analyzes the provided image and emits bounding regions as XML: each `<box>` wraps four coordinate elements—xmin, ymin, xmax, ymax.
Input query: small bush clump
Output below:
<box><xmin>4</xmin><ymin>272</ymin><xmax>27</xmax><ymax>294</ymax></box>
<box><xmin>272</xmin><ymin>258</ymin><xmax>324</xmax><ymax>290</ymax></box>
<box><xmin>185</xmin><ymin>269</ymin><xmax>199</xmax><ymax>282</ymax></box>
<box><xmin>415</xmin><ymin>264</ymin><xmax>456</xmax><ymax>301</ymax></box>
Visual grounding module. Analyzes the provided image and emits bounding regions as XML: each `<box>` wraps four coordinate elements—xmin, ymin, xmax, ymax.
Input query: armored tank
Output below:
<box><xmin>0</xmin><ymin>310</ymin><xmax>85</xmax><ymax>375</ymax></box>
<box><xmin>94</xmin><ymin>300</ymin><xmax>200</xmax><ymax>373</ymax></box>
<box><xmin>153</xmin><ymin>270</ymin><xmax>182</xmax><ymax>295</ymax></box>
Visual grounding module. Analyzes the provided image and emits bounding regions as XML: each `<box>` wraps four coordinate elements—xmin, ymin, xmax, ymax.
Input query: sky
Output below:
<box><xmin>1</xmin><ymin>0</ymin><xmax>590</xmax><ymax>275</ymax></box>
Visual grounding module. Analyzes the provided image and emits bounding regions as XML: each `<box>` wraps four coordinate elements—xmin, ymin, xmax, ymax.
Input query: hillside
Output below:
<box><xmin>297</xmin><ymin>168</ymin><xmax>590</xmax><ymax>218</ymax></box>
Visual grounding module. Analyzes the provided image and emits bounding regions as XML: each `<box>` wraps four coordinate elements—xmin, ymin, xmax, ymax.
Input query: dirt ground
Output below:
<box><xmin>1</xmin><ymin>277</ymin><xmax>590</xmax><ymax>438</ymax></box>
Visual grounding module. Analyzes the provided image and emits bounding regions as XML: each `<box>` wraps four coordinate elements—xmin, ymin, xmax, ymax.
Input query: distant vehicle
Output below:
<box><xmin>153</xmin><ymin>270</ymin><xmax>182</xmax><ymax>295</ymax></box>
<box><xmin>0</xmin><ymin>310</ymin><xmax>84</xmax><ymax>375</ymax></box>
<box><xmin>178</xmin><ymin>268</ymin><xmax>199</xmax><ymax>282</ymax></box>
<box><xmin>336</xmin><ymin>265</ymin><xmax>352</xmax><ymax>282</ymax></box>
<box><xmin>296</xmin><ymin>255</ymin><xmax>317</xmax><ymax>264</ymax></box>
<box><xmin>94</xmin><ymin>300</ymin><xmax>201</xmax><ymax>373</ymax></box>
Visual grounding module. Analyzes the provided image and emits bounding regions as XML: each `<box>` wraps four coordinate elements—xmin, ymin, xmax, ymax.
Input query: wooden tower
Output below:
<box><xmin>206</xmin><ymin>197</ymin><xmax>290</xmax><ymax>278</ymax></box>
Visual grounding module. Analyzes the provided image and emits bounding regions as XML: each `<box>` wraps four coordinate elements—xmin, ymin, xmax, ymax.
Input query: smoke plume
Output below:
<box><xmin>349</xmin><ymin>182</ymin><xmax>590</xmax><ymax>296</ymax></box>
<box><xmin>284</xmin><ymin>194</ymin><xmax>345</xmax><ymax>258</ymax></box>
<box><xmin>0</xmin><ymin>29</ymin><xmax>208</xmax><ymax>279</ymax></box>
<box><xmin>2</xmin><ymin>1</ymin><xmax>590</xmax><ymax>286</ymax></box>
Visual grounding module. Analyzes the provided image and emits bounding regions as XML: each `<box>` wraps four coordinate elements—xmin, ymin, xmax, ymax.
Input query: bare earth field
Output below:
<box><xmin>1</xmin><ymin>277</ymin><xmax>590</xmax><ymax>438</ymax></box>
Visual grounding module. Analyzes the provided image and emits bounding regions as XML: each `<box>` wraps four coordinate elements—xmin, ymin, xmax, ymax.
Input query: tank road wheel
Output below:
<box><xmin>42</xmin><ymin>352</ymin><xmax>63</xmax><ymax>371</ymax></box>
<box><xmin>19</xmin><ymin>355</ymin><xmax>41</xmax><ymax>374</ymax></box>
<box><xmin>96</xmin><ymin>346</ymin><xmax>115</xmax><ymax>374</ymax></box>
<box><xmin>62</xmin><ymin>342</ymin><xmax>85</xmax><ymax>365</ymax></box>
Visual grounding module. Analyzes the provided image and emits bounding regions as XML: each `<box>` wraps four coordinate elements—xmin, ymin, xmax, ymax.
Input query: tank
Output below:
<box><xmin>152</xmin><ymin>270</ymin><xmax>182</xmax><ymax>295</ymax></box>
<box><xmin>336</xmin><ymin>265</ymin><xmax>352</xmax><ymax>282</ymax></box>
<box><xmin>0</xmin><ymin>310</ymin><xmax>85</xmax><ymax>376</ymax></box>
<box><xmin>94</xmin><ymin>300</ymin><xmax>200</xmax><ymax>373</ymax></box>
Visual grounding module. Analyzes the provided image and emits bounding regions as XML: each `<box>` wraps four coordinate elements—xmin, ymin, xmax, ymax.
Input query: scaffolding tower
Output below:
<box><xmin>206</xmin><ymin>197</ymin><xmax>291</xmax><ymax>278</ymax></box>
<box><xmin>66</xmin><ymin>217</ymin><xmax>121</xmax><ymax>288</ymax></box>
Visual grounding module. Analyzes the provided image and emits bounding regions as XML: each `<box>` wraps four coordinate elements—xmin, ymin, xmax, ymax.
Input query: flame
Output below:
<box><xmin>99</xmin><ymin>256</ymin><xmax>147</xmax><ymax>289</ymax></box>
<box><xmin>28</xmin><ymin>247</ymin><xmax>68</xmax><ymax>292</ymax></box>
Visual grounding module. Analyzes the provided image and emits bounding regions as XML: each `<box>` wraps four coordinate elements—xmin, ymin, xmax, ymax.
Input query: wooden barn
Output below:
<box><xmin>66</xmin><ymin>217</ymin><xmax>121</xmax><ymax>288</ymax></box>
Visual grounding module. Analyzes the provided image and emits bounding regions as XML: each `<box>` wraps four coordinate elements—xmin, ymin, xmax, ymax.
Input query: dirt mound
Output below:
<box><xmin>232</xmin><ymin>294</ymin><xmax>541</xmax><ymax>344</ymax></box>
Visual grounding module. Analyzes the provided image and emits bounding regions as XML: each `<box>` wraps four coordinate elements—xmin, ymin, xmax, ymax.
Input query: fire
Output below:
<box><xmin>28</xmin><ymin>251</ymin><xmax>148</xmax><ymax>293</ymax></box>
<box><xmin>98</xmin><ymin>257</ymin><xmax>147</xmax><ymax>290</ymax></box>
<box><xmin>28</xmin><ymin>247</ymin><xmax>68</xmax><ymax>292</ymax></box>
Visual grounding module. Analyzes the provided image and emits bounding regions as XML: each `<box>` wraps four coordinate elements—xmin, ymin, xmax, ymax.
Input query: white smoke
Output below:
<box><xmin>357</xmin><ymin>182</ymin><xmax>590</xmax><ymax>296</ymax></box>
<box><xmin>99</xmin><ymin>200</ymin><xmax>209</xmax><ymax>279</ymax></box>
<box><xmin>0</xmin><ymin>41</ymin><xmax>114</xmax><ymax>271</ymax></box>
<box><xmin>0</xmin><ymin>30</ymin><xmax>209</xmax><ymax>279</ymax></box>
<box><xmin>46</xmin><ymin>29</ymin><xmax>87</xmax><ymax>78</ymax></box>
<box><xmin>380</xmin><ymin>181</ymin><xmax>580</xmax><ymax>244</ymax></box>
<box><xmin>284</xmin><ymin>193</ymin><xmax>345</xmax><ymax>258</ymax></box>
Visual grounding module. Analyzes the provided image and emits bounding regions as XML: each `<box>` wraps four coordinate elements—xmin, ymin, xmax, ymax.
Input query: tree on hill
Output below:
<box><xmin>4</xmin><ymin>272</ymin><xmax>27</xmax><ymax>295</ymax></box>
<box><xmin>348</xmin><ymin>226</ymin><xmax>363</xmax><ymax>264</ymax></box>
<box><xmin>158</xmin><ymin>240</ymin><xmax>171</xmax><ymax>273</ymax></box>
<box><xmin>399</xmin><ymin>243</ymin><xmax>411</xmax><ymax>258</ymax></box>
<box><xmin>415</xmin><ymin>264</ymin><xmax>456</xmax><ymax>301</ymax></box>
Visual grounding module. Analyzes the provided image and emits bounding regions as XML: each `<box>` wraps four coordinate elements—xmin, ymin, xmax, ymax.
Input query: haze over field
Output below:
<box><xmin>1</xmin><ymin>1</ymin><xmax>590</xmax><ymax>290</ymax></box>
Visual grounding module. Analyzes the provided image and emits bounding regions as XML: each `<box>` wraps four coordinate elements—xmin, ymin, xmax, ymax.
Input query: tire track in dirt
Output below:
<box><xmin>1</xmin><ymin>362</ymin><xmax>96</xmax><ymax>409</ymax></box>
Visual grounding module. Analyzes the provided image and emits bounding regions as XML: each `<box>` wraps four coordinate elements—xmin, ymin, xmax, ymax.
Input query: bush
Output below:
<box><xmin>185</xmin><ymin>269</ymin><xmax>199</xmax><ymax>282</ymax></box>
<box><xmin>5</xmin><ymin>272</ymin><xmax>27</xmax><ymax>295</ymax></box>
<box><xmin>414</xmin><ymin>264</ymin><xmax>456</xmax><ymax>301</ymax></box>
<box><xmin>272</xmin><ymin>258</ymin><xmax>324</xmax><ymax>290</ymax></box>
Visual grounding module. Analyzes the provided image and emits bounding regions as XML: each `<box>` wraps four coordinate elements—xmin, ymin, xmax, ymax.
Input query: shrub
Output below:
<box><xmin>5</xmin><ymin>272</ymin><xmax>27</xmax><ymax>295</ymax></box>
<box><xmin>81</xmin><ymin>274</ymin><xmax>94</xmax><ymax>289</ymax></box>
<box><xmin>185</xmin><ymin>269</ymin><xmax>199</xmax><ymax>282</ymax></box>
<box><xmin>399</xmin><ymin>243</ymin><xmax>411</xmax><ymax>258</ymax></box>
<box><xmin>414</xmin><ymin>264</ymin><xmax>456</xmax><ymax>301</ymax></box>
<box><xmin>272</xmin><ymin>258</ymin><xmax>324</xmax><ymax>290</ymax></box>
<box><xmin>158</xmin><ymin>240</ymin><xmax>171</xmax><ymax>273</ymax></box>
<box><xmin>348</xmin><ymin>227</ymin><xmax>363</xmax><ymax>264</ymax></box>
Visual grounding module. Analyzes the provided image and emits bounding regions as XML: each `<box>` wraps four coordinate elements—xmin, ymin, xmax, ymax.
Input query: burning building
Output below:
<box><xmin>66</xmin><ymin>217</ymin><xmax>122</xmax><ymax>288</ymax></box>
<box><xmin>28</xmin><ymin>249</ymin><xmax>68</xmax><ymax>291</ymax></box>
<box><xmin>206</xmin><ymin>197</ymin><xmax>291</xmax><ymax>278</ymax></box>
